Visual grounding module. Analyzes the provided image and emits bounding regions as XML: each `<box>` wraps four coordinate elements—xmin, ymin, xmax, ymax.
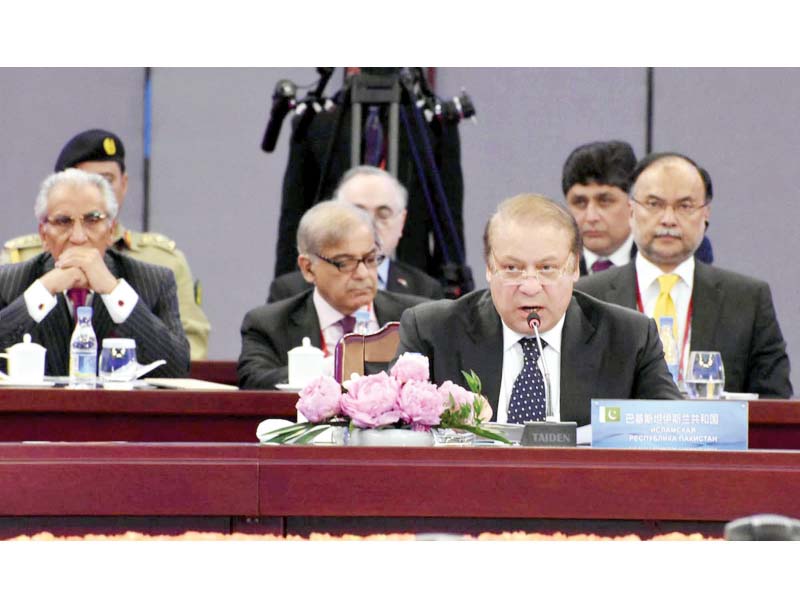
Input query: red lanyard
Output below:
<box><xmin>635</xmin><ymin>282</ymin><xmax>693</xmax><ymax>381</ymax></box>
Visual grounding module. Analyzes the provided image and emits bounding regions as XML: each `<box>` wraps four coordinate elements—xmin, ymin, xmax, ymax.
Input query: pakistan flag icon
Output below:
<box><xmin>599</xmin><ymin>406</ymin><xmax>621</xmax><ymax>423</ymax></box>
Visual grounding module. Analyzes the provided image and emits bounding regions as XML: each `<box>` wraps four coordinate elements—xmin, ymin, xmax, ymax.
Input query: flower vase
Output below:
<box><xmin>347</xmin><ymin>428</ymin><xmax>434</xmax><ymax>447</ymax></box>
<box><xmin>432</xmin><ymin>428</ymin><xmax>475</xmax><ymax>446</ymax></box>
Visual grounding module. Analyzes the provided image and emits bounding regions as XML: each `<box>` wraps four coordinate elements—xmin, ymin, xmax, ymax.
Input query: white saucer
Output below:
<box><xmin>275</xmin><ymin>383</ymin><xmax>303</xmax><ymax>392</ymax></box>
<box><xmin>0</xmin><ymin>379</ymin><xmax>55</xmax><ymax>388</ymax></box>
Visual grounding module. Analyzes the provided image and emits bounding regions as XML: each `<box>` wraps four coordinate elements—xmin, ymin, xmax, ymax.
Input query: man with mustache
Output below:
<box><xmin>562</xmin><ymin>140</ymin><xmax>713</xmax><ymax>275</ymax></box>
<box><xmin>238</xmin><ymin>200</ymin><xmax>425</xmax><ymax>389</ymax></box>
<box><xmin>395</xmin><ymin>193</ymin><xmax>680</xmax><ymax>426</ymax></box>
<box><xmin>576</xmin><ymin>152</ymin><xmax>792</xmax><ymax>397</ymax></box>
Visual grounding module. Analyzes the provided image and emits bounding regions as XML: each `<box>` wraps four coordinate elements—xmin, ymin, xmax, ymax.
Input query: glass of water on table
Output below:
<box><xmin>684</xmin><ymin>351</ymin><xmax>725</xmax><ymax>399</ymax></box>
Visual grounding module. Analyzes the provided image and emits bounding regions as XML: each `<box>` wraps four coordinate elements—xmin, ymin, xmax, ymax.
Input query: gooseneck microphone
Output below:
<box><xmin>526</xmin><ymin>311</ymin><xmax>554</xmax><ymax>420</ymax></box>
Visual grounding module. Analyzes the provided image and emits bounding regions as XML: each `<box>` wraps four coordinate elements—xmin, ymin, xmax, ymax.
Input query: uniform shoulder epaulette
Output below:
<box><xmin>3</xmin><ymin>233</ymin><xmax>42</xmax><ymax>250</ymax></box>
<box><xmin>136</xmin><ymin>232</ymin><xmax>178</xmax><ymax>252</ymax></box>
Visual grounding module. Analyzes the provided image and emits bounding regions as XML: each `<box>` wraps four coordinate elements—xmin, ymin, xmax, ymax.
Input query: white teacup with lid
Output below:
<box><xmin>0</xmin><ymin>334</ymin><xmax>47</xmax><ymax>384</ymax></box>
<box><xmin>287</xmin><ymin>337</ymin><xmax>324</xmax><ymax>388</ymax></box>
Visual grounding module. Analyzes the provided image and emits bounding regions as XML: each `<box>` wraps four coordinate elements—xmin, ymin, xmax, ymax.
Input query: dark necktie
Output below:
<box><xmin>339</xmin><ymin>315</ymin><xmax>356</xmax><ymax>335</ymax></box>
<box><xmin>591</xmin><ymin>259</ymin><xmax>614</xmax><ymax>273</ymax></box>
<box><xmin>364</xmin><ymin>106</ymin><xmax>384</xmax><ymax>166</ymax></box>
<box><xmin>67</xmin><ymin>288</ymin><xmax>89</xmax><ymax>320</ymax></box>
<box><xmin>508</xmin><ymin>337</ymin><xmax>548</xmax><ymax>424</ymax></box>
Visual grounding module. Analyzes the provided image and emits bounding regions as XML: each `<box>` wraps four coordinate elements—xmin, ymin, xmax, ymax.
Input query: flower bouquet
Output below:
<box><xmin>262</xmin><ymin>353</ymin><xmax>511</xmax><ymax>445</ymax></box>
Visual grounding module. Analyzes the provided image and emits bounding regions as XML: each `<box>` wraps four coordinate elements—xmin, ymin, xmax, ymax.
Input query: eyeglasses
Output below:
<box><xmin>315</xmin><ymin>250</ymin><xmax>386</xmax><ymax>273</ymax></box>
<box><xmin>491</xmin><ymin>253</ymin><xmax>574</xmax><ymax>286</ymax></box>
<box><xmin>630</xmin><ymin>196</ymin><xmax>708</xmax><ymax>217</ymax></box>
<box><xmin>43</xmin><ymin>211</ymin><xmax>109</xmax><ymax>234</ymax></box>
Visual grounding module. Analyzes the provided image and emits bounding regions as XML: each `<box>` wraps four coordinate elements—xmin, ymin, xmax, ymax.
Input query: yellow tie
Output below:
<box><xmin>653</xmin><ymin>274</ymin><xmax>680</xmax><ymax>336</ymax></box>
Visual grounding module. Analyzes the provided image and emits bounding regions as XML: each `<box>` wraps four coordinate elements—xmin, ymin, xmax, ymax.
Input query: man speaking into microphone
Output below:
<box><xmin>395</xmin><ymin>193</ymin><xmax>680</xmax><ymax>426</ymax></box>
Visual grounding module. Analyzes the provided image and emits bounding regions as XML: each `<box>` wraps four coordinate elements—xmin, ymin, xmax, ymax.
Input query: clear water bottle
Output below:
<box><xmin>69</xmin><ymin>306</ymin><xmax>98</xmax><ymax>388</ymax></box>
<box><xmin>354</xmin><ymin>309</ymin><xmax>371</xmax><ymax>335</ymax></box>
<box><xmin>658</xmin><ymin>316</ymin><xmax>680</xmax><ymax>384</ymax></box>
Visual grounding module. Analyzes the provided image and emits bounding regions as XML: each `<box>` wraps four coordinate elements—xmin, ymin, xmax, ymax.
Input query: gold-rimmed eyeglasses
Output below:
<box><xmin>43</xmin><ymin>210</ymin><xmax>109</xmax><ymax>234</ymax></box>
<box><xmin>630</xmin><ymin>196</ymin><xmax>709</xmax><ymax>217</ymax></box>
<box><xmin>491</xmin><ymin>253</ymin><xmax>574</xmax><ymax>286</ymax></box>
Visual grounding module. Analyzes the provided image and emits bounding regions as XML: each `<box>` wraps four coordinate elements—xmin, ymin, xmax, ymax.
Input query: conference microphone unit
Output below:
<box><xmin>521</xmin><ymin>311</ymin><xmax>576</xmax><ymax>447</ymax></box>
<box><xmin>526</xmin><ymin>311</ymin><xmax>553</xmax><ymax>420</ymax></box>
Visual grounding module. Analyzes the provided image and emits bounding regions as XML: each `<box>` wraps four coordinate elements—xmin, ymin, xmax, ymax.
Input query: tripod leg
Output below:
<box><xmin>351</xmin><ymin>102</ymin><xmax>362</xmax><ymax>168</ymax></box>
<box><xmin>388</xmin><ymin>101</ymin><xmax>399</xmax><ymax>176</ymax></box>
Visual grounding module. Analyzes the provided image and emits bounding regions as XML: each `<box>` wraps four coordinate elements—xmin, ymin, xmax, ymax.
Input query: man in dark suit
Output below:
<box><xmin>0</xmin><ymin>169</ymin><xmax>190</xmax><ymax>377</ymax></box>
<box><xmin>240</xmin><ymin>200</ymin><xmax>425</xmax><ymax>390</ymax></box>
<box><xmin>396</xmin><ymin>193</ymin><xmax>680</xmax><ymax>426</ymax></box>
<box><xmin>563</xmin><ymin>140</ymin><xmax>714</xmax><ymax>276</ymax></box>
<box><xmin>575</xmin><ymin>152</ymin><xmax>792</xmax><ymax>398</ymax></box>
<box><xmin>268</xmin><ymin>166</ymin><xmax>444</xmax><ymax>302</ymax></box>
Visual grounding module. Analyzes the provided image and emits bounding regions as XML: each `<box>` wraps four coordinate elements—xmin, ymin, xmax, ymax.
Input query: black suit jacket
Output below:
<box><xmin>574</xmin><ymin>261</ymin><xmax>792</xmax><ymax>398</ymax></box>
<box><xmin>238</xmin><ymin>288</ymin><xmax>427</xmax><ymax>390</ymax></box>
<box><xmin>0</xmin><ymin>250</ymin><xmax>190</xmax><ymax>377</ymax></box>
<box><xmin>396</xmin><ymin>288</ymin><xmax>681</xmax><ymax>426</ymax></box>
<box><xmin>267</xmin><ymin>259</ymin><xmax>444</xmax><ymax>303</ymax></box>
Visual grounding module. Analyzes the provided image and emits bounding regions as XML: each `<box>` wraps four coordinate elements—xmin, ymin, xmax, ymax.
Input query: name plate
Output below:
<box><xmin>591</xmin><ymin>400</ymin><xmax>748</xmax><ymax>450</ymax></box>
<box><xmin>521</xmin><ymin>421</ymin><xmax>577</xmax><ymax>447</ymax></box>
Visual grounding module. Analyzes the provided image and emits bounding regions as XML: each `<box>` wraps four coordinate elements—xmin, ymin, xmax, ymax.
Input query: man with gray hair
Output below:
<box><xmin>0</xmin><ymin>169</ymin><xmax>190</xmax><ymax>377</ymax></box>
<box><xmin>267</xmin><ymin>166</ymin><xmax>444</xmax><ymax>302</ymax></box>
<box><xmin>239</xmin><ymin>199</ymin><xmax>425</xmax><ymax>389</ymax></box>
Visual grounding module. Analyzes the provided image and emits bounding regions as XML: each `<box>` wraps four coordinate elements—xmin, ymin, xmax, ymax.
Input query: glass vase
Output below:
<box><xmin>432</xmin><ymin>428</ymin><xmax>475</xmax><ymax>446</ymax></box>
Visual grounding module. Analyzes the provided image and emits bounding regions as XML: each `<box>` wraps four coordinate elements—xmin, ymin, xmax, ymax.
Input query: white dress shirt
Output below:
<box><xmin>23</xmin><ymin>278</ymin><xmax>139</xmax><ymax>324</ymax></box>
<box><xmin>312</xmin><ymin>288</ymin><xmax>378</xmax><ymax>357</ymax></box>
<box><xmin>583</xmin><ymin>234</ymin><xmax>634</xmax><ymax>271</ymax></box>
<box><xmin>635</xmin><ymin>253</ymin><xmax>695</xmax><ymax>376</ymax></box>
<box><xmin>496</xmin><ymin>314</ymin><xmax>565</xmax><ymax>424</ymax></box>
<box><xmin>376</xmin><ymin>259</ymin><xmax>389</xmax><ymax>291</ymax></box>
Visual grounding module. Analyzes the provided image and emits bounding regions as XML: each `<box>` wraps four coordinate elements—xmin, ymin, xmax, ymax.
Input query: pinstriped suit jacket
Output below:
<box><xmin>0</xmin><ymin>249</ymin><xmax>190</xmax><ymax>377</ymax></box>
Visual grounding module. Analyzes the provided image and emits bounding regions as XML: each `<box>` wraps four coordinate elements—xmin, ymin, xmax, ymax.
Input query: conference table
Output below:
<box><xmin>0</xmin><ymin>362</ymin><xmax>797</xmax><ymax>539</ymax></box>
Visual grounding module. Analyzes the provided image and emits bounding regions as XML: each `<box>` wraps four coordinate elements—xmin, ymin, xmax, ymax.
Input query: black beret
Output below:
<box><xmin>54</xmin><ymin>129</ymin><xmax>126</xmax><ymax>172</ymax></box>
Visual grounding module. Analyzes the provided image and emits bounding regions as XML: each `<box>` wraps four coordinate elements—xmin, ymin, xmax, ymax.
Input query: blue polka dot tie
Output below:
<box><xmin>508</xmin><ymin>337</ymin><xmax>548</xmax><ymax>424</ymax></box>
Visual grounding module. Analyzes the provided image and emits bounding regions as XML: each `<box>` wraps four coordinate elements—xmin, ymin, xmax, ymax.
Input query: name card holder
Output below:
<box><xmin>591</xmin><ymin>399</ymin><xmax>748</xmax><ymax>450</ymax></box>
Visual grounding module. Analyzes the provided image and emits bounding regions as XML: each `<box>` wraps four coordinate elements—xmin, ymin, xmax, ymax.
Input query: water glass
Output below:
<box><xmin>99</xmin><ymin>338</ymin><xmax>138</xmax><ymax>386</ymax></box>
<box><xmin>684</xmin><ymin>351</ymin><xmax>725</xmax><ymax>399</ymax></box>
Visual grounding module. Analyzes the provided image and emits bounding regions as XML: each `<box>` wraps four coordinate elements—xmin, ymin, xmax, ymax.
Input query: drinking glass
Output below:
<box><xmin>684</xmin><ymin>351</ymin><xmax>725</xmax><ymax>399</ymax></box>
<box><xmin>99</xmin><ymin>338</ymin><xmax>138</xmax><ymax>387</ymax></box>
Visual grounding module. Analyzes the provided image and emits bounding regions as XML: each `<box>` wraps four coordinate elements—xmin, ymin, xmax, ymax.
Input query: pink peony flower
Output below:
<box><xmin>398</xmin><ymin>380</ymin><xmax>445</xmax><ymax>430</ymax></box>
<box><xmin>438</xmin><ymin>380</ymin><xmax>475</xmax><ymax>410</ymax></box>
<box><xmin>341</xmin><ymin>371</ymin><xmax>403</xmax><ymax>428</ymax></box>
<box><xmin>390</xmin><ymin>352</ymin><xmax>430</xmax><ymax>385</ymax></box>
<box><xmin>295</xmin><ymin>376</ymin><xmax>343</xmax><ymax>423</ymax></box>
<box><xmin>438</xmin><ymin>381</ymin><xmax>494</xmax><ymax>425</ymax></box>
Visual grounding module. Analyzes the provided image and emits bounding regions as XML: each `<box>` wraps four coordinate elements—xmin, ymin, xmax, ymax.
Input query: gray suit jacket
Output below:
<box><xmin>267</xmin><ymin>259</ymin><xmax>444</xmax><ymax>303</ymax></box>
<box><xmin>396</xmin><ymin>288</ymin><xmax>681</xmax><ymax>426</ymax></box>
<box><xmin>0</xmin><ymin>249</ymin><xmax>190</xmax><ymax>377</ymax></box>
<box><xmin>238</xmin><ymin>288</ymin><xmax>427</xmax><ymax>389</ymax></box>
<box><xmin>575</xmin><ymin>261</ymin><xmax>792</xmax><ymax>398</ymax></box>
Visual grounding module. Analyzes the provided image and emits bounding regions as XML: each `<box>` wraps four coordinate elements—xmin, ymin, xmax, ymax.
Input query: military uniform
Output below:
<box><xmin>1</xmin><ymin>223</ymin><xmax>210</xmax><ymax>360</ymax></box>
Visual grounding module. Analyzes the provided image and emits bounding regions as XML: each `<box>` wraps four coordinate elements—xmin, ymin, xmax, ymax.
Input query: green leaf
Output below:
<box><xmin>458</xmin><ymin>424</ymin><xmax>512</xmax><ymax>445</ymax></box>
<box><xmin>460</xmin><ymin>369</ymin><xmax>482</xmax><ymax>395</ymax></box>
<box><xmin>294</xmin><ymin>425</ymin><xmax>331</xmax><ymax>444</ymax></box>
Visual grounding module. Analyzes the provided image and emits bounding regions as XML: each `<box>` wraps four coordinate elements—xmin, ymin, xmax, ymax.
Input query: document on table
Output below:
<box><xmin>143</xmin><ymin>378</ymin><xmax>239</xmax><ymax>391</ymax></box>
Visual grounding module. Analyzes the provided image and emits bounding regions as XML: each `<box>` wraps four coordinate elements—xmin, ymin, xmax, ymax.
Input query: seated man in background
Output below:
<box><xmin>1</xmin><ymin>129</ymin><xmax>211</xmax><ymax>359</ymax></box>
<box><xmin>396</xmin><ymin>193</ymin><xmax>680</xmax><ymax>427</ymax></box>
<box><xmin>239</xmin><ymin>200</ymin><xmax>426</xmax><ymax>390</ymax></box>
<box><xmin>575</xmin><ymin>152</ymin><xmax>792</xmax><ymax>397</ymax></box>
<box><xmin>562</xmin><ymin>140</ymin><xmax>713</xmax><ymax>275</ymax></box>
<box><xmin>268</xmin><ymin>166</ymin><xmax>444</xmax><ymax>302</ymax></box>
<box><xmin>0</xmin><ymin>169</ymin><xmax>190</xmax><ymax>377</ymax></box>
